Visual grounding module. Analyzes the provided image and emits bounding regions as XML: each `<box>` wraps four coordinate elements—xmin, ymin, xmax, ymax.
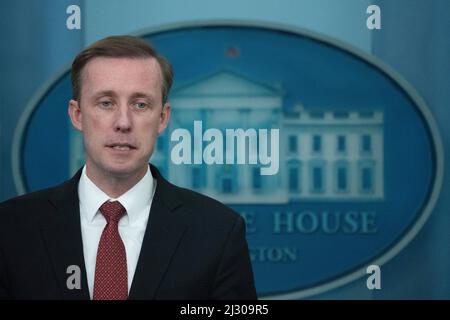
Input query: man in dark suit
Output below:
<box><xmin>0</xmin><ymin>36</ymin><xmax>256</xmax><ymax>300</ymax></box>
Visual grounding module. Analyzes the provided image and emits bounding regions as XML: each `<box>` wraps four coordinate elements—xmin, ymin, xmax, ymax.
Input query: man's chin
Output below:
<box><xmin>86</xmin><ymin>157</ymin><xmax>149</xmax><ymax>181</ymax></box>
<box><xmin>103</xmin><ymin>162</ymin><xmax>147</xmax><ymax>179</ymax></box>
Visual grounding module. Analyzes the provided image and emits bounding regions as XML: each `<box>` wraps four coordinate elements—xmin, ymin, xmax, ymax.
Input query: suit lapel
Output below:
<box><xmin>128</xmin><ymin>165</ymin><xmax>187</xmax><ymax>300</ymax></box>
<box><xmin>40</xmin><ymin>170</ymin><xmax>90</xmax><ymax>300</ymax></box>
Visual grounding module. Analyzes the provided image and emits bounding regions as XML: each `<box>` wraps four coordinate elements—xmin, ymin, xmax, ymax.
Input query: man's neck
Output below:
<box><xmin>85</xmin><ymin>164</ymin><xmax>148</xmax><ymax>199</ymax></box>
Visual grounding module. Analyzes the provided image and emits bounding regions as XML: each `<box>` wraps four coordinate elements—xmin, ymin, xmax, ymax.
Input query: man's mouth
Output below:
<box><xmin>106</xmin><ymin>143</ymin><xmax>136</xmax><ymax>151</ymax></box>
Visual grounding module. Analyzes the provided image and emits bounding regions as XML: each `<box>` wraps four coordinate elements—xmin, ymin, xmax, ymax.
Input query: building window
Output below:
<box><xmin>222</xmin><ymin>178</ymin><xmax>233</xmax><ymax>194</ymax></box>
<box><xmin>308</xmin><ymin>160</ymin><xmax>327</xmax><ymax>193</ymax></box>
<box><xmin>191</xmin><ymin>166</ymin><xmax>206</xmax><ymax>189</ymax></box>
<box><xmin>334</xmin><ymin>111</ymin><xmax>349</xmax><ymax>119</ymax></box>
<box><xmin>312</xmin><ymin>135</ymin><xmax>322</xmax><ymax>153</ymax></box>
<box><xmin>337</xmin><ymin>135</ymin><xmax>346</xmax><ymax>153</ymax></box>
<box><xmin>335</xmin><ymin>161</ymin><xmax>349</xmax><ymax>193</ymax></box>
<box><xmin>337</xmin><ymin>167</ymin><xmax>347</xmax><ymax>191</ymax></box>
<box><xmin>217</xmin><ymin>165</ymin><xmax>237</xmax><ymax>194</ymax></box>
<box><xmin>289</xmin><ymin>167</ymin><xmax>299</xmax><ymax>192</ymax></box>
<box><xmin>361</xmin><ymin>134</ymin><xmax>372</xmax><ymax>153</ymax></box>
<box><xmin>288</xmin><ymin>135</ymin><xmax>298</xmax><ymax>153</ymax></box>
<box><xmin>252</xmin><ymin>167</ymin><xmax>262</xmax><ymax>190</ymax></box>
<box><xmin>310</xmin><ymin>111</ymin><xmax>324</xmax><ymax>119</ymax></box>
<box><xmin>288</xmin><ymin>160</ymin><xmax>301</xmax><ymax>193</ymax></box>
<box><xmin>361</xmin><ymin>167</ymin><xmax>373</xmax><ymax>192</ymax></box>
<box><xmin>359</xmin><ymin>161</ymin><xmax>375</xmax><ymax>194</ymax></box>
<box><xmin>309</xmin><ymin>160</ymin><xmax>325</xmax><ymax>193</ymax></box>
<box><xmin>359</xmin><ymin>111</ymin><xmax>374</xmax><ymax>118</ymax></box>
<box><xmin>192</xmin><ymin>167</ymin><xmax>200</xmax><ymax>189</ymax></box>
<box><xmin>312</xmin><ymin>167</ymin><xmax>323</xmax><ymax>192</ymax></box>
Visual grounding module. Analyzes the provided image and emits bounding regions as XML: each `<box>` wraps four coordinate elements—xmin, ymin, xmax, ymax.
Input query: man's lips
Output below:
<box><xmin>106</xmin><ymin>143</ymin><xmax>137</xmax><ymax>151</ymax></box>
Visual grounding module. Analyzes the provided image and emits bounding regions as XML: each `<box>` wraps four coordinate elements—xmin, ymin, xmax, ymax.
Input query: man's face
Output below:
<box><xmin>68</xmin><ymin>57</ymin><xmax>170</xmax><ymax>179</ymax></box>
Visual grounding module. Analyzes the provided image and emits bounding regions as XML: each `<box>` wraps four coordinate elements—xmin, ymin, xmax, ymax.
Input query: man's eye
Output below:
<box><xmin>100</xmin><ymin>101</ymin><xmax>112</xmax><ymax>108</ymax></box>
<box><xmin>135</xmin><ymin>102</ymin><xmax>148</xmax><ymax>109</ymax></box>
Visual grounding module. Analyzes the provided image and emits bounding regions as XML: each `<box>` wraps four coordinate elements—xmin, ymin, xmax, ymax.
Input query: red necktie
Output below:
<box><xmin>93</xmin><ymin>201</ymin><xmax>128</xmax><ymax>300</ymax></box>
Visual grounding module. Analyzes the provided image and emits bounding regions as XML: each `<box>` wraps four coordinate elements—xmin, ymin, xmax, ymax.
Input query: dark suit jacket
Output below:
<box><xmin>0</xmin><ymin>164</ymin><xmax>256</xmax><ymax>300</ymax></box>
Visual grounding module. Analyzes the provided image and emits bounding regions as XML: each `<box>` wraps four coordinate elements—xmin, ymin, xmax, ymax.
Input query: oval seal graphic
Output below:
<box><xmin>13</xmin><ymin>22</ymin><xmax>443</xmax><ymax>299</ymax></box>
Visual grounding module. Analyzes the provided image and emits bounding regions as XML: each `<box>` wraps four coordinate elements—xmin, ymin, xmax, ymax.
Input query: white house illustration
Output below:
<box><xmin>69</xmin><ymin>70</ymin><xmax>384</xmax><ymax>204</ymax></box>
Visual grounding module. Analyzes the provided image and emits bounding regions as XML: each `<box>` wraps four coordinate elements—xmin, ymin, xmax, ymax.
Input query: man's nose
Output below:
<box><xmin>114</xmin><ymin>105</ymin><xmax>132</xmax><ymax>132</ymax></box>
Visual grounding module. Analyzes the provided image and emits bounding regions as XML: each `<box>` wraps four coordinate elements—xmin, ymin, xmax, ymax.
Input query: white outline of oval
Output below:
<box><xmin>12</xmin><ymin>20</ymin><xmax>444</xmax><ymax>300</ymax></box>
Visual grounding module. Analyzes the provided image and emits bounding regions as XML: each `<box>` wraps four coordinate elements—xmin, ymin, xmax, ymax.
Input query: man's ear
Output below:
<box><xmin>68</xmin><ymin>99</ymin><xmax>83</xmax><ymax>132</ymax></box>
<box><xmin>158</xmin><ymin>102</ymin><xmax>171</xmax><ymax>135</ymax></box>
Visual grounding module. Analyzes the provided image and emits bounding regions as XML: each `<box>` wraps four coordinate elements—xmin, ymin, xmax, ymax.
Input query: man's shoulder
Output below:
<box><xmin>0</xmin><ymin>180</ymin><xmax>71</xmax><ymax>218</ymax></box>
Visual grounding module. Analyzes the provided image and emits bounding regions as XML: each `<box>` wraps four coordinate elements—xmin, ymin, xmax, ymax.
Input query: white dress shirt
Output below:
<box><xmin>78</xmin><ymin>165</ymin><xmax>156</xmax><ymax>299</ymax></box>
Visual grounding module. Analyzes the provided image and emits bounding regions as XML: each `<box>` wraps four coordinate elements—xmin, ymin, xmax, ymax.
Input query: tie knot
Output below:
<box><xmin>99</xmin><ymin>201</ymin><xmax>126</xmax><ymax>223</ymax></box>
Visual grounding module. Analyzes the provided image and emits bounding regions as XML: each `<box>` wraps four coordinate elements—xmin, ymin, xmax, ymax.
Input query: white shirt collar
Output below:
<box><xmin>78</xmin><ymin>165</ymin><xmax>154</xmax><ymax>224</ymax></box>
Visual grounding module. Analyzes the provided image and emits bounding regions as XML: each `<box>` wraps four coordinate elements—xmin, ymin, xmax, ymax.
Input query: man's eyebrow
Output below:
<box><xmin>90</xmin><ymin>90</ymin><xmax>156</xmax><ymax>102</ymax></box>
<box><xmin>91</xmin><ymin>90</ymin><xmax>117</xmax><ymax>100</ymax></box>
<box><xmin>129</xmin><ymin>92</ymin><xmax>155</xmax><ymax>101</ymax></box>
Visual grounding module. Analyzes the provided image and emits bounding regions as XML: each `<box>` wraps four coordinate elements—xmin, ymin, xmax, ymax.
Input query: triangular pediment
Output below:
<box><xmin>173</xmin><ymin>70</ymin><xmax>282</xmax><ymax>97</ymax></box>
